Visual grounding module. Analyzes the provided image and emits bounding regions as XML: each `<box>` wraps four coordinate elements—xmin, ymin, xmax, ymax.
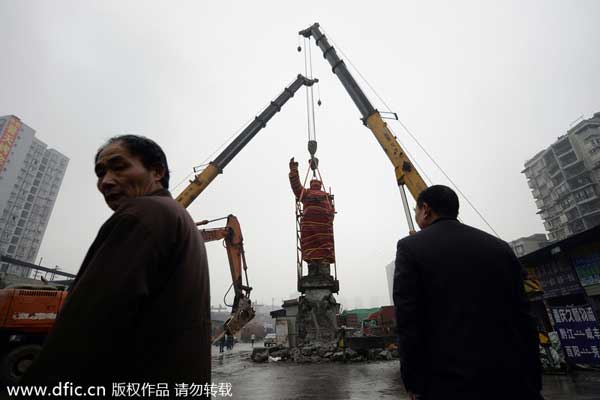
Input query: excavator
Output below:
<box><xmin>196</xmin><ymin>215</ymin><xmax>254</xmax><ymax>342</ymax></box>
<box><xmin>0</xmin><ymin>74</ymin><xmax>317</xmax><ymax>383</ymax></box>
<box><xmin>299</xmin><ymin>22</ymin><xmax>542</xmax><ymax>294</ymax></box>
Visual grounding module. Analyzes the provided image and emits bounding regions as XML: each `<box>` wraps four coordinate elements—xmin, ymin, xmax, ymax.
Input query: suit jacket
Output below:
<box><xmin>22</xmin><ymin>189</ymin><xmax>211</xmax><ymax>389</ymax></box>
<box><xmin>393</xmin><ymin>218</ymin><xmax>542</xmax><ymax>399</ymax></box>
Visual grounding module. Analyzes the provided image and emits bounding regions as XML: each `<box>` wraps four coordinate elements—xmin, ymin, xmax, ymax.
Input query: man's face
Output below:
<box><xmin>95</xmin><ymin>142</ymin><xmax>164</xmax><ymax>211</ymax></box>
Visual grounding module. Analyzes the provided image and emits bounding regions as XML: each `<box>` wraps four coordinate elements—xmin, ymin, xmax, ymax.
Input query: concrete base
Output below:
<box><xmin>296</xmin><ymin>290</ymin><xmax>340</xmax><ymax>345</ymax></box>
<box><xmin>298</xmin><ymin>262</ymin><xmax>339</xmax><ymax>293</ymax></box>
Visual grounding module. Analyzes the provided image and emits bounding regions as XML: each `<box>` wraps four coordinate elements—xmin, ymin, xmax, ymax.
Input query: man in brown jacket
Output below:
<box><xmin>21</xmin><ymin>135</ymin><xmax>211</xmax><ymax>392</ymax></box>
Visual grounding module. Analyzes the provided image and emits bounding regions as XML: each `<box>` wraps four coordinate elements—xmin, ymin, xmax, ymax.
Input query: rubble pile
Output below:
<box><xmin>251</xmin><ymin>343</ymin><xmax>399</xmax><ymax>364</ymax></box>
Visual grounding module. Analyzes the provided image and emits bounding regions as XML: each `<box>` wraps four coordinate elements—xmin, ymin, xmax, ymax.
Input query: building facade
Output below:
<box><xmin>509</xmin><ymin>233</ymin><xmax>549</xmax><ymax>257</ymax></box>
<box><xmin>0</xmin><ymin>115</ymin><xmax>68</xmax><ymax>277</ymax></box>
<box><xmin>519</xmin><ymin>224</ymin><xmax>600</xmax><ymax>367</ymax></box>
<box><xmin>523</xmin><ymin>112</ymin><xmax>600</xmax><ymax>241</ymax></box>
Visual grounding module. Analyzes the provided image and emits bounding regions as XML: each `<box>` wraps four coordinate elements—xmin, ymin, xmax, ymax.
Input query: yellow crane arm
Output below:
<box><xmin>176</xmin><ymin>164</ymin><xmax>220</xmax><ymax>208</ymax></box>
<box><xmin>365</xmin><ymin>113</ymin><xmax>427</xmax><ymax>201</ymax></box>
<box><xmin>300</xmin><ymin>23</ymin><xmax>426</xmax><ymax>229</ymax></box>
<box><xmin>176</xmin><ymin>75</ymin><xmax>317</xmax><ymax>208</ymax></box>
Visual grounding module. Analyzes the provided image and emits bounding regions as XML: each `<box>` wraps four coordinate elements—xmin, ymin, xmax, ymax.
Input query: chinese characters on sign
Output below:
<box><xmin>0</xmin><ymin>116</ymin><xmax>21</xmax><ymax>171</ymax></box>
<box><xmin>551</xmin><ymin>305</ymin><xmax>600</xmax><ymax>365</ymax></box>
<box><xmin>528</xmin><ymin>257</ymin><xmax>582</xmax><ymax>298</ymax></box>
<box><xmin>111</xmin><ymin>382</ymin><xmax>233</xmax><ymax>397</ymax></box>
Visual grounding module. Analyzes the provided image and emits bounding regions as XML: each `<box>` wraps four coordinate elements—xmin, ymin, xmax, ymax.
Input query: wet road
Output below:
<box><xmin>213</xmin><ymin>343</ymin><xmax>600</xmax><ymax>400</ymax></box>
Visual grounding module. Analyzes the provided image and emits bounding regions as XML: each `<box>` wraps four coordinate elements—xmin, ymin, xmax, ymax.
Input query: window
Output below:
<box><xmin>7</xmin><ymin>245</ymin><xmax>15</xmax><ymax>254</ymax></box>
<box><xmin>10</xmin><ymin>236</ymin><xmax>18</xmax><ymax>244</ymax></box>
<box><xmin>14</xmin><ymin>227</ymin><xmax>22</xmax><ymax>235</ymax></box>
<box><xmin>514</xmin><ymin>245</ymin><xmax>524</xmax><ymax>256</ymax></box>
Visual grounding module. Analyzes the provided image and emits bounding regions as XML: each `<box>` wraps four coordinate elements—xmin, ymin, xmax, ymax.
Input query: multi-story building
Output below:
<box><xmin>0</xmin><ymin>115</ymin><xmax>68</xmax><ymax>277</ymax></box>
<box><xmin>523</xmin><ymin>112</ymin><xmax>600</xmax><ymax>241</ymax></box>
<box><xmin>509</xmin><ymin>233</ymin><xmax>548</xmax><ymax>257</ymax></box>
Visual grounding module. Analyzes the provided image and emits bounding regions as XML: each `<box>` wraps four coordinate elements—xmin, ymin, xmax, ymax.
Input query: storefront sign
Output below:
<box><xmin>529</xmin><ymin>257</ymin><xmax>582</xmax><ymax>298</ymax></box>
<box><xmin>551</xmin><ymin>305</ymin><xmax>600</xmax><ymax>365</ymax></box>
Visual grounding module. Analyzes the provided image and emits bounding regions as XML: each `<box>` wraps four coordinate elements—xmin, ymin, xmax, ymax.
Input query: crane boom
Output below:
<box><xmin>299</xmin><ymin>23</ymin><xmax>427</xmax><ymax>204</ymax></box>
<box><xmin>176</xmin><ymin>74</ymin><xmax>318</xmax><ymax>208</ymax></box>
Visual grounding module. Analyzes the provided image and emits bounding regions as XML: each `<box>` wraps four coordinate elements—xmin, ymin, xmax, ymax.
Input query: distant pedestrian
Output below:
<box><xmin>21</xmin><ymin>135</ymin><xmax>211</xmax><ymax>388</ymax></box>
<box><xmin>251</xmin><ymin>334</ymin><xmax>256</xmax><ymax>347</ymax></box>
<box><xmin>393</xmin><ymin>185</ymin><xmax>542</xmax><ymax>400</ymax></box>
<box><xmin>219</xmin><ymin>335</ymin><xmax>226</xmax><ymax>353</ymax></box>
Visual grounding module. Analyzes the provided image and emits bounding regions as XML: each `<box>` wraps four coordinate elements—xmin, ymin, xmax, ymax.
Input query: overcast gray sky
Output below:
<box><xmin>1</xmin><ymin>1</ymin><xmax>599</xmax><ymax>310</ymax></box>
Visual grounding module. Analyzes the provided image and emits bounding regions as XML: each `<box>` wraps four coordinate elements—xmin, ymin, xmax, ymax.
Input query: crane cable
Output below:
<box><xmin>304</xmin><ymin>37</ymin><xmax>318</xmax><ymax>144</ymax></box>
<box><xmin>323</xmin><ymin>29</ymin><xmax>500</xmax><ymax>238</ymax></box>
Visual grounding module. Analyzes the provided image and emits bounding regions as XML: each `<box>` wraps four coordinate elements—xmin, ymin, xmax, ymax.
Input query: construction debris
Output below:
<box><xmin>250</xmin><ymin>343</ymin><xmax>399</xmax><ymax>364</ymax></box>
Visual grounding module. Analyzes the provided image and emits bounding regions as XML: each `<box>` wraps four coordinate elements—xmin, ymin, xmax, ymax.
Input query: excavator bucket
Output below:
<box><xmin>212</xmin><ymin>296</ymin><xmax>256</xmax><ymax>344</ymax></box>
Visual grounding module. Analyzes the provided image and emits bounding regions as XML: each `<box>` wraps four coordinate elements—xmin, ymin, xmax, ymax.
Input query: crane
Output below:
<box><xmin>300</xmin><ymin>23</ymin><xmax>543</xmax><ymax>297</ymax></box>
<box><xmin>299</xmin><ymin>23</ymin><xmax>426</xmax><ymax>231</ymax></box>
<box><xmin>176</xmin><ymin>74</ymin><xmax>317</xmax><ymax>338</ymax></box>
<box><xmin>176</xmin><ymin>74</ymin><xmax>318</xmax><ymax>207</ymax></box>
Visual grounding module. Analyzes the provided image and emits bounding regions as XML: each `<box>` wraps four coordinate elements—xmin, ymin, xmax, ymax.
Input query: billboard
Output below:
<box><xmin>0</xmin><ymin>116</ymin><xmax>21</xmax><ymax>172</ymax></box>
<box><xmin>550</xmin><ymin>305</ymin><xmax>600</xmax><ymax>365</ymax></box>
<box><xmin>527</xmin><ymin>256</ymin><xmax>583</xmax><ymax>298</ymax></box>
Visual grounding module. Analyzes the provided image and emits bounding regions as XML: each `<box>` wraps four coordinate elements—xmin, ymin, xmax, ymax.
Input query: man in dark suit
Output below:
<box><xmin>393</xmin><ymin>185</ymin><xmax>542</xmax><ymax>400</ymax></box>
<box><xmin>22</xmin><ymin>135</ymin><xmax>211</xmax><ymax>391</ymax></box>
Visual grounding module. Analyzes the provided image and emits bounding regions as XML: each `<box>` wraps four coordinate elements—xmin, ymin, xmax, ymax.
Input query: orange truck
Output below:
<box><xmin>0</xmin><ymin>283</ymin><xmax>68</xmax><ymax>383</ymax></box>
<box><xmin>0</xmin><ymin>255</ymin><xmax>72</xmax><ymax>383</ymax></box>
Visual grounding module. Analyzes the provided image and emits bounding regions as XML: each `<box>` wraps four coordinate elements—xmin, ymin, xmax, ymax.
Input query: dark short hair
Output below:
<box><xmin>416</xmin><ymin>185</ymin><xmax>459</xmax><ymax>218</ymax></box>
<box><xmin>95</xmin><ymin>135</ymin><xmax>170</xmax><ymax>189</ymax></box>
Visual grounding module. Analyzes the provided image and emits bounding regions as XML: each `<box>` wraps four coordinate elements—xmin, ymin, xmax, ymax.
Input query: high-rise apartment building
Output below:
<box><xmin>523</xmin><ymin>112</ymin><xmax>600</xmax><ymax>241</ymax></box>
<box><xmin>0</xmin><ymin>115</ymin><xmax>68</xmax><ymax>276</ymax></box>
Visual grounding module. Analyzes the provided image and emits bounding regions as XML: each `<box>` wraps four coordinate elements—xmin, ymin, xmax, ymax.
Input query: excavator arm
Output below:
<box><xmin>197</xmin><ymin>215</ymin><xmax>256</xmax><ymax>339</ymax></box>
<box><xmin>300</xmin><ymin>23</ymin><xmax>426</xmax><ymax>229</ymax></box>
<box><xmin>176</xmin><ymin>74</ymin><xmax>318</xmax><ymax>208</ymax></box>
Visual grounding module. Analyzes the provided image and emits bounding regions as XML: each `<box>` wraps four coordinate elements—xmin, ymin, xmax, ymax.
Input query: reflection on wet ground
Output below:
<box><xmin>213</xmin><ymin>343</ymin><xmax>600</xmax><ymax>400</ymax></box>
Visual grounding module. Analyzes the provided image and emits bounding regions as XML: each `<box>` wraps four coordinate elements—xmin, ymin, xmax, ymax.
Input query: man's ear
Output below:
<box><xmin>422</xmin><ymin>202</ymin><xmax>431</xmax><ymax>217</ymax></box>
<box><xmin>152</xmin><ymin>165</ymin><xmax>165</xmax><ymax>184</ymax></box>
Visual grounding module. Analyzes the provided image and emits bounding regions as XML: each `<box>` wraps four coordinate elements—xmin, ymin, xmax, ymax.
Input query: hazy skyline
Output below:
<box><xmin>1</xmin><ymin>1</ymin><xmax>599</xmax><ymax>309</ymax></box>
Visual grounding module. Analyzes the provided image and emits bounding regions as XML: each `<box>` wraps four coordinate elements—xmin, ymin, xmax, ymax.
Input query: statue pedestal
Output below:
<box><xmin>297</xmin><ymin>262</ymin><xmax>340</xmax><ymax>345</ymax></box>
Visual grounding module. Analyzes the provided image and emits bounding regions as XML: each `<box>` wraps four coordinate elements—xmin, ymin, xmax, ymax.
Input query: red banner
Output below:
<box><xmin>0</xmin><ymin>116</ymin><xmax>21</xmax><ymax>171</ymax></box>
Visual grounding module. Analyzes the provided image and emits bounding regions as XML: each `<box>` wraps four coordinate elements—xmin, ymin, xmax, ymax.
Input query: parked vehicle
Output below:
<box><xmin>263</xmin><ymin>333</ymin><xmax>277</xmax><ymax>347</ymax></box>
